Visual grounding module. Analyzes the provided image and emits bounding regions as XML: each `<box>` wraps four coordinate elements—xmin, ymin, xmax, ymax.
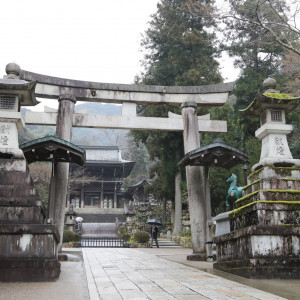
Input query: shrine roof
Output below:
<box><xmin>77</xmin><ymin>145</ymin><xmax>133</xmax><ymax>164</ymax></box>
<box><xmin>20</xmin><ymin>136</ymin><xmax>85</xmax><ymax>165</ymax></box>
<box><xmin>126</xmin><ymin>179</ymin><xmax>151</xmax><ymax>190</ymax></box>
<box><xmin>179</xmin><ymin>138</ymin><xmax>249</xmax><ymax>169</ymax></box>
<box><xmin>73</xmin><ymin>145</ymin><xmax>135</xmax><ymax>177</ymax></box>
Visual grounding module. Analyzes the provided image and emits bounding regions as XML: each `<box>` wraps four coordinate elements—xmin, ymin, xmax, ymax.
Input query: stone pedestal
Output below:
<box><xmin>214</xmin><ymin>167</ymin><xmax>300</xmax><ymax>279</ymax></box>
<box><xmin>0</xmin><ymin>170</ymin><xmax>60</xmax><ymax>281</ymax></box>
<box><xmin>0</xmin><ymin>64</ymin><xmax>60</xmax><ymax>281</ymax></box>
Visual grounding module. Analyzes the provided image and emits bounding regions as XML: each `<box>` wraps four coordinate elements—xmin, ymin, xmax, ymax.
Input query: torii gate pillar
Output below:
<box><xmin>53</xmin><ymin>94</ymin><xmax>76</xmax><ymax>251</ymax></box>
<box><xmin>181</xmin><ymin>101</ymin><xmax>207</xmax><ymax>258</ymax></box>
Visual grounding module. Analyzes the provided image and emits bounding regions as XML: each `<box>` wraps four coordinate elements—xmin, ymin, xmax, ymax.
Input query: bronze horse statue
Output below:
<box><xmin>226</xmin><ymin>174</ymin><xmax>243</xmax><ymax>209</ymax></box>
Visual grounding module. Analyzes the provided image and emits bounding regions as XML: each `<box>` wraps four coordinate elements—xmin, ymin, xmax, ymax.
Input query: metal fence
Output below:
<box><xmin>80</xmin><ymin>236</ymin><xmax>128</xmax><ymax>248</ymax></box>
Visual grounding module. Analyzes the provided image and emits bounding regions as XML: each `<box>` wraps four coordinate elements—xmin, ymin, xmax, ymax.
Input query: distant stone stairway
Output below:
<box><xmin>78</xmin><ymin>213</ymin><xmax>126</xmax><ymax>223</ymax></box>
<box><xmin>81</xmin><ymin>223</ymin><xmax>118</xmax><ymax>237</ymax></box>
<box><xmin>74</xmin><ymin>207</ymin><xmax>126</xmax><ymax>223</ymax></box>
<box><xmin>80</xmin><ymin>222</ymin><xmax>127</xmax><ymax>247</ymax></box>
<box><xmin>157</xmin><ymin>238</ymin><xmax>183</xmax><ymax>248</ymax></box>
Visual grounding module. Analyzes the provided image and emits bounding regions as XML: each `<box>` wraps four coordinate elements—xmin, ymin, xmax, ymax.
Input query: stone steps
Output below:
<box><xmin>77</xmin><ymin>213</ymin><xmax>126</xmax><ymax>223</ymax></box>
<box><xmin>74</xmin><ymin>208</ymin><xmax>124</xmax><ymax>214</ymax></box>
<box><xmin>157</xmin><ymin>238</ymin><xmax>183</xmax><ymax>248</ymax></box>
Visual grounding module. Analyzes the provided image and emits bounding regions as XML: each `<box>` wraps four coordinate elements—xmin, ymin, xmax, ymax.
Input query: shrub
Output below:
<box><xmin>118</xmin><ymin>226</ymin><xmax>127</xmax><ymax>236</ymax></box>
<box><xmin>63</xmin><ymin>230</ymin><xmax>80</xmax><ymax>243</ymax></box>
<box><xmin>133</xmin><ymin>230</ymin><xmax>150</xmax><ymax>244</ymax></box>
<box><xmin>118</xmin><ymin>226</ymin><xmax>131</xmax><ymax>241</ymax></box>
<box><xmin>177</xmin><ymin>229</ymin><xmax>191</xmax><ymax>237</ymax></box>
<box><xmin>121</xmin><ymin>232</ymin><xmax>131</xmax><ymax>241</ymax></box>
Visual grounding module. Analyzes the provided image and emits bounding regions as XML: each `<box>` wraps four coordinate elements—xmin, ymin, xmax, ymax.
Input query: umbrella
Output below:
<box><xmin>75</xmin><ymin>217</ymin><xmax>83</xmax><ymax>223</ymax></box>
<box><xmin>147</xmin><ymin>219</ymin><xmax>162</xmax><ymax>225</ymax></box>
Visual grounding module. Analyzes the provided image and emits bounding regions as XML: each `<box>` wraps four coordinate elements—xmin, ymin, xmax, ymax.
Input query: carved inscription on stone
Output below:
<box><xmin>0</xmin><ymin>125</ymin><xmax>10</xmax><ymax>145</ymax></box>
<box><xmin>275</xmin><ymin>136</ymin><xmax>285</xmax><ymax>155</ymax></box>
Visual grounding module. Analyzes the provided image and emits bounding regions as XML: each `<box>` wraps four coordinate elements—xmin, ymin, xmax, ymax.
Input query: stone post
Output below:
<box><xmin>181</xmin><ymin>101</ymin><xmax>207</xmax><ymax>256</ymax></box>
<box><xmin>173</xmin><ymin>168</ymin><xmax>182</xmax><ymax>235</ymax></box>
<box><xmin>80</xmin><ymin>184</ymin><xmax>85</xmax><ymax>208</ymax></box>
<box><xmin>66</xmin><ymin>185</ymin><xmax>71</xmax><ymax>208</ymax></box>
<box><xmin>113</xmin><ymin>187</ymin><xmax>117</xmax><ymax>208</ymax></box>
<box><xmin>48</xmin><ymin>166</ymin><xmax>56</xmax><ymax>220</ymax></box>
<box><xmin>53</xmin><ymin>94</ymin><xmax>76</xmax><ymax>250</ymax></box>
<box><xmin>205</xmin><ymin>166</ymin><xmax>213</xmax><ymax>260</ymax></box>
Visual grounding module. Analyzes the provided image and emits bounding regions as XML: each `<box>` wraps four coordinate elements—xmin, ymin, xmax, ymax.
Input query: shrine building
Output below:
<box><xmin>68</xmin><ymin>145</ymin><xmax>135</xmax><ymax>210</ymax></box>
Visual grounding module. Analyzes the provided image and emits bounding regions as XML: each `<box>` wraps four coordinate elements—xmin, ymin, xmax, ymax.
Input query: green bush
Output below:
<box><xmin>177</xmin><ymin>229</ymin><xmax>191</xmax><ymax>237</ymax></box>
<box><xmin>118</xmin><ymin>226</ymin><xmax>127</xmax><ymax>236</ymax></box>
<box><xmin>133</xmin><ymin>230</ymin><xmax>150</xmax><ymax>244</ymax></box>
<box><xmin>121</xmin><ymin>232</ymin><xmax>131</xmax><ymax>241</ymax></box>
<box><xmin>63</xmin><ymin>230</ymin><xmax>80</xmax><ymax>243</ymax></box>
<box><xmin>118</xmin><ymin>226</ymin><xmax>131</xmax><ymax>241</ymax></box>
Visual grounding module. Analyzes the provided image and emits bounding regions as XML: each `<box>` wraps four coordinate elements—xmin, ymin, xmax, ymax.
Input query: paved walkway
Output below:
<box><xmin>1</xmin><ymin>246</ymin><xmax>298</xmax><ymax>300</ymax></box>
<box><xmin>82</xmin><ymin>248</ymin><xmax>287</xmax><ymax>300</ymax></box>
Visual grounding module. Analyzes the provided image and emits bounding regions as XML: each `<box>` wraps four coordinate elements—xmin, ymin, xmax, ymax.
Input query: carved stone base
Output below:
<box><xmin>0</xmin><ymin>259</ymin><xmax>60</xmax><ymax>282</ymax></box>
<box><xmin>0</xmin><ymin>164</ymin><xmax>61</xmax><ymax>281</ymax></box>
<box><xmin>214</xmin><ymin>257</ymin><xmax>300</xmax><ymax>279</ymax></box>
<box><xmin>187</xmin><ymin>253</ymin><xmax>207</xmax><ymax>261</ymax></box>
<box><xmin>214</xmin><ymin>225</ymin><xmax>300</xmax><ymax>279</ymax></box>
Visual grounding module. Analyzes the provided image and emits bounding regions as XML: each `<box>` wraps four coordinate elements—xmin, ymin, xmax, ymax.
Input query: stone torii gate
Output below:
<box><xmin>5</xmin><ymin>63</ymin><xmax>234</xmax><ymax>256</ymax></box>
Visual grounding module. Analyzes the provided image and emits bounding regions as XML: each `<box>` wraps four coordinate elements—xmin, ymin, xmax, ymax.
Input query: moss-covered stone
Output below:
<box><xmin>230</xmin><ymin>200</ymin><xmax>300</xmax><ymax>218</ymax></box>
<box><xmin>236</xmin><ymin>190</ymin><xmax>300</xmax><ymax>208</ymax></box>
<box><xmin>263</xmin><ymin>92</ymin><xmax>296</xmax><ymax>100</ymax></box>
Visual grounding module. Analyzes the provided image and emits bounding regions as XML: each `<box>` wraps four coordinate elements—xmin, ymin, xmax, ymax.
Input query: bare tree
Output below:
<box><xmin>188</xmin><ymin>0</ymin><xmax>300</xmax><ymax>56</ymax></box>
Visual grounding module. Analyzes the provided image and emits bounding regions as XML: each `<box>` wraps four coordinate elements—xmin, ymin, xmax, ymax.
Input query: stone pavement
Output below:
<box><xmin>0</xmin><ymin>246</ymin><xmax>298</xmax><ymax>300</ymax></box>
<box><xmin>83</xmin><ymin>247</ymin><xmax>287</xmax><ymax>300</ymax></box>
<box><xmin>0</xmin><ymin>248</ymin><xmax>89</xmax><ymax>300</ymax></box>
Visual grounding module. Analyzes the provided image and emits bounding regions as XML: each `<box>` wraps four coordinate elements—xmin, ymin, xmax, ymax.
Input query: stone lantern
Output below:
<box><xmin>0</xmin><ymin>63</ymin><xmax>38</xmax><ymax>170</ymax></box>
<box><xmin>213</xmin><ymin>78</ymin><xmax>300</xmax><ymax>279</ymax></box>
<box><xmin>244</xmin><ymin>77</ymin><xmax>300</xmax><ymax>170</ymax></box>
<box><xmin>65</xmin><ymin>204</ymin><xmax>77</xmax><ymax>232</ymax></box>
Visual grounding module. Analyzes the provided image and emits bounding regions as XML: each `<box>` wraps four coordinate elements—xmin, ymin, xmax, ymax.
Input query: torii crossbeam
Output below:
<box><xmin>19</xmin><ymin>69</ymin><xmax>233</xmax><ymax>133</ymax></box>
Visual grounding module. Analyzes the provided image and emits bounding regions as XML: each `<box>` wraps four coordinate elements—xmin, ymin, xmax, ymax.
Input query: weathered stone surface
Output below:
<box><xmin>0</xmin><ymin>171</ymin><xmax>32</xmax><ymax>185</ymax></box>
<box><xmin>0</xmin><ymin>224</ymin><xmax>60</xmax><ymax>241</ymax></box>
<box><xmin>0</xmin><ymin>196</ymin><xmax>43</xmax><ymax>207</ymax></box>
<box><xmin>20</xmin><ymin>69</ymin><xmax>234</xmax><ymax>105</ymax></box>
<box><xmin>230</xmin><ymin>202</ymin><xmax>300</xmax><ymax>230</ymax></box>
<box><xmin>181</xmin><ymin>102</ymin><xmax>207</xmax><ymax>254</ymax></box>
<box><xmin>0</xmin><ymin>158</ymin><xmax>27</xmax><ymax>172</ymax></box>
<box><xmin>247</xmin><ymin>167</ymin><xmax>300</xmax><ymax>184</ymax></box>
<box><xmin>0</xmin><ymin>259</ymin><xmax>60</xmax><ymax>282</ymax></box>
<box><xmin>214</xmin><ymin>225</ymin><xmax>300</xmax><ymax>259</ymax></box>
<box><xmin>0</xmin><ymin>184</ymin><xmax>37</xmax><ymax>197</ymax></box>
<box><xmin>187</xmin><ymin>253</ymin><xmax>207</xmax><ymax>261</ymax></box>
<box><xmin>0</xmin><ymin>167</ymin><xmax>61</xmax><ymax>281</ymax></box>
<box><xmin>214</xmin><ymin>257</ymin><xmax>300</xmax><ymax>279</ymax></box>
<box><xmin>0</xmin><ymin>206</ymin><xmax>45</xmax><ymax>223</ymax></box>
<box><xmin>214</xmin><ymin>224</ymin><xmax>300</xmax><ymax>278</ymax></box>
<box><xmin>236</xmin><ymin>190</ymin><xmax>300</xmax><ymax>208</ymax></box>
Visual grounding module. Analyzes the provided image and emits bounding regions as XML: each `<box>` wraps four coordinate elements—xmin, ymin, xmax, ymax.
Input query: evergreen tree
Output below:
<box><xmin>132</xmin><ymin>0</ymin><xmax>222</xmax><ymax>203</ymax></box>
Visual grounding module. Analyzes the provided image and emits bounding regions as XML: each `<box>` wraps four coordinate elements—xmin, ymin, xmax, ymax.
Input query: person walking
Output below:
<box><xmin>150</xmin><ymin>224</ymin><xmax>159</xmax><ymax>248</ymax></box>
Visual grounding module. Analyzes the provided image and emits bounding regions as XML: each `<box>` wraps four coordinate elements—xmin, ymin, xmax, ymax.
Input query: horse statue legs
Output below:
<box><xmin>226</xmin><ymin>174</ymin><xmax>243</xmax><ymax>210</ymax></box>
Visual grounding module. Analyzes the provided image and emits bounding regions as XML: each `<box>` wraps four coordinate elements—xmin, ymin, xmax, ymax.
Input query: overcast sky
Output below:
<box><xmin>1</xmin><ymin>0</ymin><xmax>239</xmax><ymax>110</ymax></box>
